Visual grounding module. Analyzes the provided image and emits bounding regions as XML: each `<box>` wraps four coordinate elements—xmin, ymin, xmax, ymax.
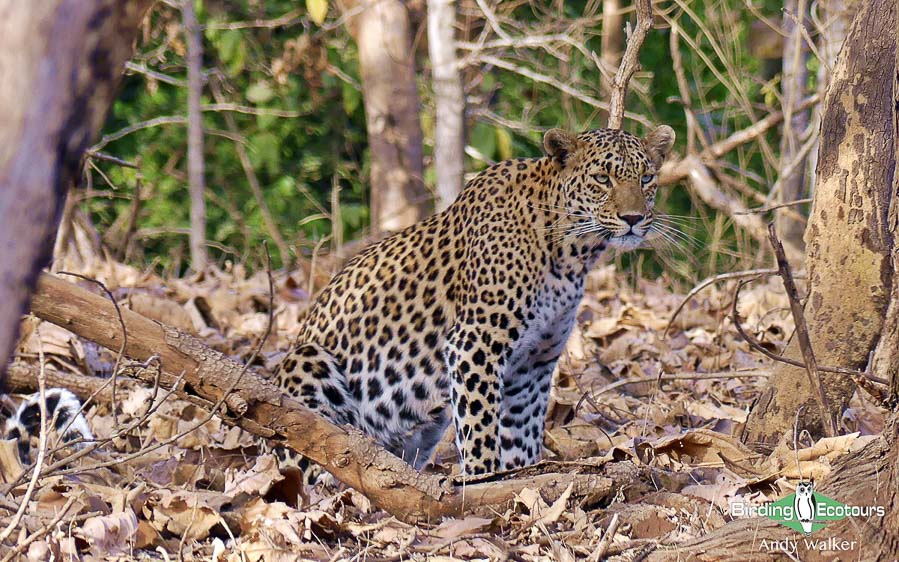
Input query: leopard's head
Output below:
<box><xmin>543</xmin><ymin>126</ymin><xmax>675</xmax><ymax>250</ymax></box>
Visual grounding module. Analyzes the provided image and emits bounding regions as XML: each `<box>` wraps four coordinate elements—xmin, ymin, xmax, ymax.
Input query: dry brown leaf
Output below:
<box><xmin>515</xmin><ymin>482</ymin><xmax>573</xmax><ymax>526</ymax></box>
<box><xmin>432</xmin><ymin>516</ymin><xmax>494</xmax><ymax>539</ymax></box>
<box><xmin>685</xmin><ymin>401</ymin><xmax>748</xmax><ymax>423</ymax></box>
<box><xmin>78</xmin><ymin>509</ymin><xmax>139</xmax><ymax>555</ymax></box>
<box><xmin>225</xmin><ymin>454</ymin><xmax>283</xmax><ymax>497</ymax></box>
<box><xmin>645</xmin><ymin>429</ymin><xmax>764</xmax><ymax>476</ymax></box>
<box><xmin>126</xmin><ymin>292</ymin><xmax>195</xmax><ymax>333</ymax></box>
<box><xmin>0</xmin><ymin>438</ymin><xmax>24</xmax><ymax>483</ymax></box>
<box><xmin>145</xmin><ymin>489</ymin><xmax>226</xmax><ymax>540</ymax></box>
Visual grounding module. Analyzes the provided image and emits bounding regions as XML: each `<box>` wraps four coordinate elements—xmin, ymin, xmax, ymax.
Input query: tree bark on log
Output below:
<box><xmin>26</xmin><ymin>273</ymin><xmax>645</xmax><ymax>523</ymax></box>
<box><xmin>0</xmin><ymin>0</ymin><xmax>153</xmax><ymax>381</ymax></box>
<box><xmin>742</xmin><ymin>0</ymin><xmax>896</xmax><ymax>448</ymax></box>
<box><xmin>338</xmin><ymin>0</ymin><xmax>429</xmax><ymax>235</ymax></box>
<box><xmin>648</xmin><ymin>418</ymin><xmax>899</xmax><ymax>561</ymax></box>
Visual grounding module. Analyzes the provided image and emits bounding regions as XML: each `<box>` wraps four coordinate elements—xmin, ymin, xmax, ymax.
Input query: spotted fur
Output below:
<box><xmin>3</xmin><ymin>388</ymin><xmax>93</xmax><ymax>463</ymax></box>
<box><xmin>273</xmin><ymin>126</ymin><xmax>676</xmax><ymax>476</ymax></box>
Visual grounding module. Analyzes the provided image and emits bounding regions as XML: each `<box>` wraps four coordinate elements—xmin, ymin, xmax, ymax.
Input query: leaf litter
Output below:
<box><xmin>0</xmin><ymin>257</ymin><xmax>887</xmax><ymax>560</ymax></box>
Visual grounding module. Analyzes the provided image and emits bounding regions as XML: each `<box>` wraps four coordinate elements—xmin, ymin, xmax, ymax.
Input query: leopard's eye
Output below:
<box><xmin>641</xmin><ymin>174</ymin><xmax>656</xmax><ymax>185</ymax></box>
<box><xmin>592</xmin><ymin>174</ymin><xmax>611</xmax><ymax>186</ymax></box>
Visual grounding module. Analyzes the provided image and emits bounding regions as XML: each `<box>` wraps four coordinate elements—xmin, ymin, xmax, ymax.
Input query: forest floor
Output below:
<box><xmin>0</xmin><ymin>251</ymin><xmax>887</xmax><ymax>561</ymax></box>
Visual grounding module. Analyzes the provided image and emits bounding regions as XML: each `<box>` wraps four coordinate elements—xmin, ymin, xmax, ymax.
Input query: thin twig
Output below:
<box><xmin>0</xmin><ymin>326</ymin><xmax>49</xmax><ymax>544</ymax></box>
<box><xmin>588</xmin><ymin>513</ymin><xmax>620</xmax><ymax>562</ymax></box>
<box><xmin>606</xmin><ymin>0</ymin><xmax>653</xmax><ymax>129</ymax></box>
<box><xmin>200</xmin><ymin>103</ymin><xmax>304</xmax><ymax>118</ymax></box>
<box><xmin>736</xmin><ymin>198</ymin><xmax>813</xmax><ymax>215</ymax></box>
<box><xmin>203</xmin><ymin>8</ymin><xmax>303</xmax><ymax>30</ymax></box>
<box><xmin>85</xmin><ymin>151</ymin><xmax>139</xmax><ymax>169</ymax></box>
<box><xmin>125</xmin><ymin>61</ymin><xmax>187</xmax><ymax>87</ymax></box>
<box><xmin>477</xmin><ymin>55</ymin><xmax>652</xmax><ymax>127</ymax></box>
<box><xmin>665</xmin><ymin>268</ymin><xmax>780</xmax><ymax>336</ymax></box>
<box><xmin>58</xmin><ymin>272</ymin><xmax>127</xmax><ymax>428</ymax></box>
<box><xmin>592</xmin><ymin>370</ymin><xmax>771</xmax><ymax>396</ymax></box>
<box><xmin>766</xmin><ymin>223</ymin><xmax>836</xmax><ymax>437</ymax></box>
<box><xmin>731</xmin><ymin>278</ymin><xmax>888</xmax><ymax>385</ymax></box>
<box><xmin>209</xmin><ymin>78</ymin><xmax>293</xmax><ymax>267</ymax></box>
<box><xmin>0</xmin><ymin>496</ymin><xmax>77</xmax><ymax>562</ymax></box>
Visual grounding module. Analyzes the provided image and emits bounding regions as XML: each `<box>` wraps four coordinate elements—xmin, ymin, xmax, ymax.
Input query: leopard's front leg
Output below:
<box><xmin>444</xmin><ymin>311</ymin><xmax>519</xmax><ymax>475</ymax></box>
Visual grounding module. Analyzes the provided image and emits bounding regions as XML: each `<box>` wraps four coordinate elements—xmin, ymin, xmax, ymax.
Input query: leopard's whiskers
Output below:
<box><xmin>651</xmin><ymin>219</ymin><xmax>702</xmax><ymax>247</ymax></box>
<box><xmin>649</xmin><ymin>222</ymin><xmax>698</xmax><ymax>249</ymax></box>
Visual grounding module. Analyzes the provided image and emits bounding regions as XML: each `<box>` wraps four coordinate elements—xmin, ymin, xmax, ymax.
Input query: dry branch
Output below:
<box><xmin>662</xmin><ymin>155</ymin><xmax>806</xmax><ymax>262</ymax></box>
<box><xmin>26</xmin><ymin>273</ymin><xmax>643</xmax><ymax>522</ymax></box>
<box><xmin>606</xmin><ymin>0</ymin><xmax>653</xmax><ymax>129</ymax></box>
<box><xmin>767</xmin><ymin>224</ymin><xmax>836</xmax><ymax>437</ymax></box>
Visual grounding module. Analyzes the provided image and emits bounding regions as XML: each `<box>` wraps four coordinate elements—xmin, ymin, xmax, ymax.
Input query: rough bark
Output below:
<box><xmin>427</xmin><ymin>0</ymin><xmax>465</xmax><ymax>211</ymax></box>
<box><xmin>0</xmin><ymin>0</ymin><xmax>153</xmax><ymax>381</ymax></box>
<box><xmin>183</xmin><ymin>0</ymin><xmax>208</xmax><ymax>271</ymax></box>
<box><xmin>742</xmin><ymin>0</ymin><xmax>895</xmax><ymax>448</ymax></box>
<box><xmin>27</xmin><ymin>273</ymin><xmax>644</xmax><ymax>523</ymax></box>
<box><xmin>807</xmin><ymin>0</ymin><xmax>859</xmax><ymax>198</ymax></box>
<box><xmin>870</xmin><ymin>0</ymin><xmax>899</xmax><ymax>403</ymax></box>
<box><xmin>775</xmin><ymin>0</ymin><xmax>810</xmax><ymax>252</ymax></box>
<box><xmin>338</xmin><ymin>0</ymin><xmax>429</xmax><ymax>234</ymax></box>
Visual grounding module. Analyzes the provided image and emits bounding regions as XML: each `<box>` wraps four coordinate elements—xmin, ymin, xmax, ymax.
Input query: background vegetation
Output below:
<box><xmin>86</xmin><ymin>0</ymin><xmax>811</xmax><ymax>283</ymax></box>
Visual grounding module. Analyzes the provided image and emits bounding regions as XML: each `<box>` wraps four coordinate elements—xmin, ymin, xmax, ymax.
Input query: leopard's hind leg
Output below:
<box><xmin>266</xmin><ymin>343</ymin><xmax>357</xmax><ymax>484</ymax></box>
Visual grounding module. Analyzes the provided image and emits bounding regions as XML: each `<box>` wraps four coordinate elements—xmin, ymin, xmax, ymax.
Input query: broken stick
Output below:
<box><xmin>26</xmin><ymin>272</ymin><xmax>641</xmax><ymax>522</ymax></box>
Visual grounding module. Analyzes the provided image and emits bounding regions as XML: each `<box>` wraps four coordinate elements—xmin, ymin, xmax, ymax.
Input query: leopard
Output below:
<box><xmin>271</xmin><ymin>125</ymin><xmax>676</xmax><ymax>477</ymax></box>
<box><xmin>3</xmin><ymin>126</ymin><xmax>675</xmax><ymax>476</ymax></box>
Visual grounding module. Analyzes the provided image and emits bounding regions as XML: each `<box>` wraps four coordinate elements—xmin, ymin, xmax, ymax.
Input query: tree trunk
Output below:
<box><xmin>0</xmin><ymin>0</ymin><xmax>153</xmax><ymax>380</ymax></box>
<box><xmin>742</xmin><ymin>0</ymin><xmax>895</xmax><ymax>448</ymax></box>
<box><xmin>870</xmin><ymin>0</ymin><xmax>899</xmax><ymax>403</ymax></box>
<box><xmin>339</xmin><ymin>0</ymin><xmax>429</xmax><ymax>235</ymax></box>
<box><xmin>183</xmin><ymin>0</ymin><xmax>208</xmax><ymax>271</ymax></box>
<box><xmin>600</xmin><ymin>0</ymin><xmax>624</xmax><ymax>94</ymax></box>
<box><xmin>775</xmin><ymin>0</ymin><xmax>810</xmax><ymax>252</ymax></box>
<box><xmin>806</xmin><ymin>0</ymin><xmax>858</xmax><ymax>206</ymax></box>
<box><xmin>427</xmin><ymin>0</ymin><xmax>465</xmax><ymax>211</ymax></box>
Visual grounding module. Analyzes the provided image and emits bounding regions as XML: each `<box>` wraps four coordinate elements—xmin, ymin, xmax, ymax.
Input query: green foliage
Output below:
<box><xmin>87</xmin><ymin>0</ymin><xmax>792</xmax><ymax>280</ymax></box>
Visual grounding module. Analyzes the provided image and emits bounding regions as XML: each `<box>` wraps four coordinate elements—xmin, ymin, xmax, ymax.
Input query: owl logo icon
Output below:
<box><xmin>794</xmin><ymin>481</ymin><xmax>817</xmax><ymax>535</ymax></box>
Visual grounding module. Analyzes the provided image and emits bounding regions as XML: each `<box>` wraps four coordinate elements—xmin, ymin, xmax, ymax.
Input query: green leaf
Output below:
<box><xmin>495</xmin><ymin>128</ymin><xmax>513</xmax><ymax>160</ymax></box>
<box><xmin>213</xmin><ymin>30</ymin><xmax>246</xmax><ymax>75</ymax></box>
<box><xmin>250</xmin><ymin>132</ymin><xmax>281</xmax><ymax>175</ymax></box>
<box><xmin>246</xmin><ymin>81</ymin><xmax>274</xmax><ymax>104</ymax></box>
<box><xmin>341</xmin><ymin>82</ymin><xmax>361</xmax><ymax>114</ymax></box>
<box><xmin>307</xmin><ymin>0</ymin><xmax>328</xmax><ymax>25</ymax></box>
<box><xmin>470</xmin><ymin>122</ymin><xmax>496</xmax><ymax>161</ymax></box>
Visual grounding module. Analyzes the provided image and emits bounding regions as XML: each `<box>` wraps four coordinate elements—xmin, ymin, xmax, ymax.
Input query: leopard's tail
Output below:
<box><xmin>4</xmin><ymin>388</ymin><xmax>93</xmax><ymax>463</ymax></box>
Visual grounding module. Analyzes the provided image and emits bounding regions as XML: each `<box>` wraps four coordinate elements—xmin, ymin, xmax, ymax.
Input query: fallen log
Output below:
<box><xmin>646</xmin><ymin>416</ymin><xmax>899</xmax><ymax>561</ymax></box>
<box><xmin>24</xmin><ymin>272</ymin><xmax>644</xmax><ymax>522</ymax></box>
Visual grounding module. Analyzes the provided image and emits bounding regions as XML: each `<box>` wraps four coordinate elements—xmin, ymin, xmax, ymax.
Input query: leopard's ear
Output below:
<box><xmin>643</xmin><ymin>125</ymin><xmax>676</xmax><ymax>167</ymax></box>
<box><xmin>543</xmin><ymin>129</ymin><xmax>579</xmax><ymax>169</ymax></box>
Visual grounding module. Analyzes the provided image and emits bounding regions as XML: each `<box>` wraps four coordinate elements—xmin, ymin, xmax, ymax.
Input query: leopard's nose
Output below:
<box><xmin>618</xmin><ymin>214</ymin><xmax>644</xmax><ymax>226</ymax></box>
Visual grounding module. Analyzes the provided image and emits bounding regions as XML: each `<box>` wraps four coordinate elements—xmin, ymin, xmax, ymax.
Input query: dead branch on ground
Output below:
<box><xmin>25</xmin><ymin>272</ymin><xmax>646</xmax><ymax>523</ymax></box>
